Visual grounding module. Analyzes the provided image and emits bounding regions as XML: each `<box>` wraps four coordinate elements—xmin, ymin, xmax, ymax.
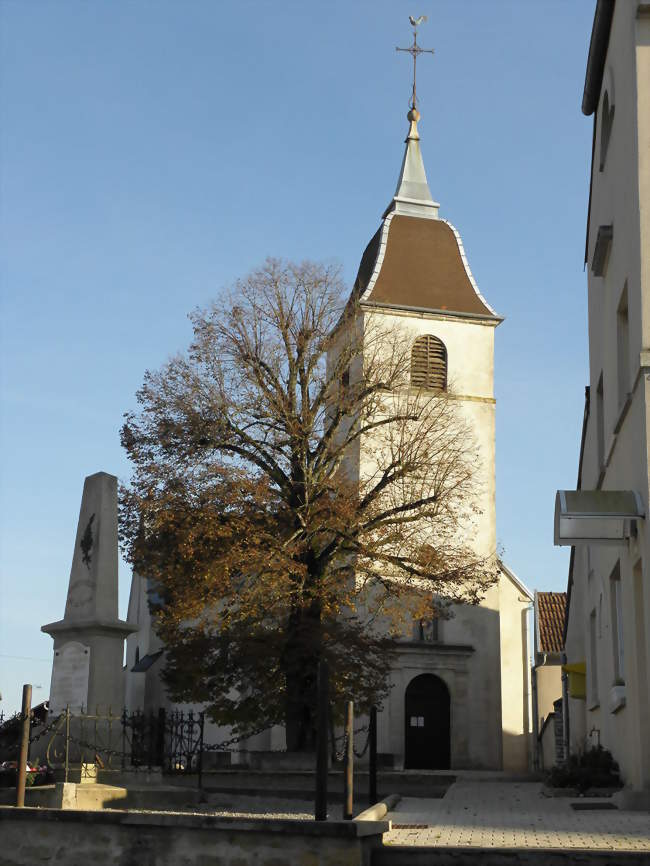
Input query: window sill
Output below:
<box><xmin>609</xmin><ymin>685</ymin><xmax>626</xmax><ymax>714</ymax></box>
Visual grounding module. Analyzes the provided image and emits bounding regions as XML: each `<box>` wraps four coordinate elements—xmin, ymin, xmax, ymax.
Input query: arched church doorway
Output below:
<box><xmin>404</xmin><ymin>673</ymin><xmax>450</xmax><ymax>769</ymax></box>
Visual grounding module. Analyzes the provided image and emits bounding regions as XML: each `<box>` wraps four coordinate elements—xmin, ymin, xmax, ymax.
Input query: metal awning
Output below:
<box><xmin>554</xmin><ymin>490</ymin><xmax>644</xmax><ymax>546</ymax></box>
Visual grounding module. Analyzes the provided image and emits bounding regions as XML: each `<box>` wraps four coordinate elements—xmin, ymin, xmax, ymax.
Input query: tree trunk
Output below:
<box><xmin>282</xmin><ymin>604</ymin><xmax>321</xmax><ymax>752</ymax></box>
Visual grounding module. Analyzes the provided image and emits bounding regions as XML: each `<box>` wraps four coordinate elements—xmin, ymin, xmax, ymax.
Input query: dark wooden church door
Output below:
<box><xmin>404</xmin><ymin>673</ymin><xmax>450</xmax><ymax>769</ymax></box>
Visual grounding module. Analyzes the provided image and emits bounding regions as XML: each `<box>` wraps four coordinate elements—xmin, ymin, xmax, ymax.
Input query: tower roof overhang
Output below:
<box><xmin>353</xmin><ymin>212</ymin><xmax>501</xmax><ymax>321</ymax></box>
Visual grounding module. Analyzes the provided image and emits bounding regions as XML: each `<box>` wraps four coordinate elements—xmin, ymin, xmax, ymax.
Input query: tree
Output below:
<box><xmin>120</xmin><ymin>258</ymin><xmax>498</xmax><ymax>750</ymax></box>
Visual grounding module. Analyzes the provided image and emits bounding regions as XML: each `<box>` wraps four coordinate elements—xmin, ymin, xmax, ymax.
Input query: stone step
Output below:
<box><xmin>197</xmin><ymin>770</ymin><xmax>455</xmax><ymax>798</ymax></box>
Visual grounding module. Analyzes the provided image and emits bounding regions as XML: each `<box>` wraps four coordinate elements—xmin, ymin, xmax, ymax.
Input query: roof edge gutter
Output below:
<box><xmin>360</xmin><ymin>299</ymin><xmax>503</xmax><ymax>325</ymax></box>
<box><xmin>582</xmin><ymin>0</ymin><xmax>615</xmax><ymax>116</ymax></box>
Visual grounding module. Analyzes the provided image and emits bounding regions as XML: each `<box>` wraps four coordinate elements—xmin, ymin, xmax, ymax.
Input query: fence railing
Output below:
<box><xmin>4</xmin><ymin>674</ymin><xmax>379</xmax><ymax>820</ymax></box>
<box><xmin>22</xmin><ymin>707</ymin><xmax>205</xmax><ymax>784</ymax></box>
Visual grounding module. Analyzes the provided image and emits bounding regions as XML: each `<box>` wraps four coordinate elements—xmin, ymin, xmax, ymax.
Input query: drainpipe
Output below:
<box><xmin>561</xmin><ymin>651</ymin><xmax>570</xmax><ymax>765</ymax></box>
<box><xmin>531</xmin><ymin>664</ymin><xmax>540</xmax><ymax>772</ymax></box>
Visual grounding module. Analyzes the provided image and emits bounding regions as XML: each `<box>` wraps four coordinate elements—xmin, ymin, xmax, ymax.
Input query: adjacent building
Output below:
<box><xmin>555</xmin><ymin>0</ymin><xmax>650</xmax><ymax>806</ymax></box>
<box><xmin>532</xmin><ymin>591</ymin><xmax>566</xmax><ymax>771</ymax></box>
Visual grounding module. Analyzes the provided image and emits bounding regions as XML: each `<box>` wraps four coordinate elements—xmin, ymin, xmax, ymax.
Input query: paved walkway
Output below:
<box><xmin>383</xmin><ymin>781</ymin><xmax>650</xmax><ymax>851</ymax></box>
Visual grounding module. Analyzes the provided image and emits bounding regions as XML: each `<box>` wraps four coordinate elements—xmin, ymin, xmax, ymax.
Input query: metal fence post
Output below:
<box><xmin>198</xmin><ymin>712</ymin><xmax>205</xmax><ymax>791</ymax></box>
<box><xmin>121</xmin><ymin>708</ymin><xmax>127</xmax><ymax>771</ymax></box>
<box><xmin>343</xmin><ymin>700</ymin><xmax>354</xmax><ymax>820</ymax></box>
<box><xmin>369</xmin><ymin>706</ymin><xmax>377</xmax><ymax>805</ymax></box>
<box><xmin>15</xmin><ymin>684</ymin><xmax>32</xmax><ymax>807</ymax></box>
<box><xmin>315</xmin><ymin>660</ymin><xmax>329</xmax><ymax>821</ymax></box>
<box><xmin>156</xmin><ymin>707</ymin><xmax>166</xmax><ymax>768</ymax></box>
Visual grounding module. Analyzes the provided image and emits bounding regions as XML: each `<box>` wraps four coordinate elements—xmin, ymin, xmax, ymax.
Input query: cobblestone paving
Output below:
<box><xmin>384</xmin><ymin>781</ymin><xmax>650</xmax><ymax>851</ymax></box>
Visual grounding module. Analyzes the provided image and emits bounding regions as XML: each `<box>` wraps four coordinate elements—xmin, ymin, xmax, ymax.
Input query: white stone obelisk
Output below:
<box><xmin>42</xmin><ymin>472</ymin><xmax>136</xmax><ymax>715</ymax></box>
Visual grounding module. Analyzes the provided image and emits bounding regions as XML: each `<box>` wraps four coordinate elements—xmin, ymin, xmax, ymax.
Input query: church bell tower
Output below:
<box><xmin>350</xmin><ymin>18</ymin><xmax>522</xmax><ymax>772</ymax></box>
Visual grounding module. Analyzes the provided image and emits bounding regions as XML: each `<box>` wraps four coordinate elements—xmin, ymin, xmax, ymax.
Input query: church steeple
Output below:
<box><xmin>351</xmin><ymin>17</ymin><xmax>499</xmax><ymax>321</ymax></box>
<box><xmin>384</xmin><ymin>107</ymin><xmax>439</xmax><ymax>220</ymax></box>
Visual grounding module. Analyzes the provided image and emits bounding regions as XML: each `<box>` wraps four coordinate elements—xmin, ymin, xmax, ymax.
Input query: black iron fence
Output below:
<box><xmin>4</xmin><ymin>670</ymin><xmax>378</xmax><ymax>820</ymax></box>
<box><xmin>23</xmin><ymin>707</ymin><xmax>205</xmax><ymax>785</ymax></box>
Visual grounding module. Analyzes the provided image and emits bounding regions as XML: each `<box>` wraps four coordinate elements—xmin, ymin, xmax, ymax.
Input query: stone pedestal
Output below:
<box><xmin>42</xmin><ymin>471</ymin><xmax>136</xmax><ymax>715</ymax></box>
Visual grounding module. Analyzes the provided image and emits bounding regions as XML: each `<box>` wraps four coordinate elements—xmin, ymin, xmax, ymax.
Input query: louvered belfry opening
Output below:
<box><xmin>410</xmin><ymin>335</ymin><xmax>447</xmax><ymax>390</ymax></box>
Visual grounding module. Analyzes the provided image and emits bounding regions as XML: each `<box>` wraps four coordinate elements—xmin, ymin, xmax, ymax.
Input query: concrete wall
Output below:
<box><xmin>498</xmin><ymin>571</ymin><xmax>532</xmax><ymax>773</ymax></box>
<box><xmin>565</xmin><ymin>1</ymin><xmax>650</xmax><ymax>794</ymax></box>
<box><xmin>0</xmin><ymin>807</ymin><xmax>387</xmax><ymax>866</ymax></box>
<box><xmin>353</xmin><ymin>306</ymin><xmax>504</xmax><ymax>770</ymax></box>
<box><xmin>347</xmin><ymin>306</ymin><xmax>530</xmax><ymax>772</ymax></box>
<box><xmin>535</xmin><ymin>664</ymin><xmax>562</xmax><ymax>726</ymax></box>
<box><xmin>539</xmin><ymin>715</ymin><xmax>557</xmax><ymax>772</ymax></box>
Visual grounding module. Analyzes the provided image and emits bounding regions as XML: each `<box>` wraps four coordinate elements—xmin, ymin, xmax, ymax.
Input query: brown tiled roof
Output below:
<box><xmin>358</xmin><ymin>215</ymin><xmax>497</xmax><ymax>318</ymax></box>
<box><xmin>537</xmin><ymin>592</ymin><xmax>567</xmax><ymax>654</ymax></box>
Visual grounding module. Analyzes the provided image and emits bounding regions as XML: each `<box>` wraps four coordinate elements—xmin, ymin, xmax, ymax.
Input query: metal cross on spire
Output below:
<box><xmin>396</xmin><ymin>15</ymin><xmax>435</xmax><ymax>110</ymax></box>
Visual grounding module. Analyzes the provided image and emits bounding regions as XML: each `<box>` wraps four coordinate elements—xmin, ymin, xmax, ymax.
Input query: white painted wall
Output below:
<box><xmin>565</xmin><ymin>1</ymin><xmax>650</xmax><ymax>795</ymax></box>
<box><xmin>351</xmin><ymin>304</ymin><xmax>531</xmax><ymax>771</ymax></box>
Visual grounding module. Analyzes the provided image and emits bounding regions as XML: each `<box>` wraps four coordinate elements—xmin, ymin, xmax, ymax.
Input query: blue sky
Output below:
<box><xmin>0</xmin><ymin>0</ymin><xmax>595</xmax><ymax>714</ymax></box>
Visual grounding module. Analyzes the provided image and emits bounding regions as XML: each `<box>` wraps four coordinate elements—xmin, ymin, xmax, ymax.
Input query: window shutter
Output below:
<box><xmin>411</xmin><ymin>335</ymin><xmax>447</xmax><ymax>390</ymax></box>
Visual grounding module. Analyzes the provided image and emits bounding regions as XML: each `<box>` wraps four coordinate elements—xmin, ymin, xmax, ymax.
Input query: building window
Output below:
<box><xmin>592</xmin><ymin>225</ymin><xmax>613</xmax><ymax>276</ymax></box>
<box><xmin>589</xmin><ymin>609</ymin><xmax>599</xmax><ymax>706</ymax></box>
<box><xmin>599</xmin><ymin>90</ymin><xmax>615</xmax><ymax>172</ymax></box>
<box><xmin>617</xmin><ymin>283</ymin><xmax>629</xmax><ymax>411</ymax></box>
<box><xmin>596</xmin><ymin>373</ymin><xmax>605</xmax><ymax>472</ymax></box>
<box><xmin>610</xmin><ymin>562</ymin><xmax>625</xmax><ymax>684</ymax></box>
<box><xmin>410</xmin><ymin>335</ymin><xmax>447</xmax><ymax>390</ymax></box>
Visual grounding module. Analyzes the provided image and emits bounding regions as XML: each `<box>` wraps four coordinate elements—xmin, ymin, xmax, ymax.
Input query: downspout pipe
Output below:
<box><xmin>531</xmin><ymin>665</ymin><xmax>540</xmax><ymax>772</ymax></box>
<box><xmin>561</xmin><ymin>651</ymin><xmax>571</xmax><ymax>765</ymax></box>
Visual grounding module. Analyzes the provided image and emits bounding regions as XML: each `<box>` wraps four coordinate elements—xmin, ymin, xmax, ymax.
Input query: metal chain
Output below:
<box><xmin>201</xmin><ymin>725</ymin><xmax>286</xmax><ymax>752</ymax></box>
<box><xmin>29</xmin><ymin>713</ymin><xmax>65</xmax><ymax>746</ymax></box>
<box><xmin>328</xmin><ymin>721</ymin><xmax>369</xmax><ymax>762</ymax></box>
<box><xmin>353</xmin><ymin>725</ymin><xmax>371</xmax><ymax>758</ymax></box>
<box><xmin>25</xmin><ymin>711</ymin><xmax>370</xmax><ymax>760</ymax></box>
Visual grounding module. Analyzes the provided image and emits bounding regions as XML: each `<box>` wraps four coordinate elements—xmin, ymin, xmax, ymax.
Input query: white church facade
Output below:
<box><xmin>122</xmin><ymin>103</ymin><xmax>534</xmax><ymax>773</ymax></box>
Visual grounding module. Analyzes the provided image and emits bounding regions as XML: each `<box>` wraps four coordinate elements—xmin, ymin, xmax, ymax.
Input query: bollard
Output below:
<box><xmin>15</xmin><ymin>684</ymin><xmax>32</xmax><ymax>807</ymax></box>
<box><xmin>343</xmin><ymin>700</ymin><xmax>354</xmax><ymax>819</ymax></box>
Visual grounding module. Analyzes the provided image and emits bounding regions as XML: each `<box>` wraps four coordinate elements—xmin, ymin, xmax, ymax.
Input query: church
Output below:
<box><xmin>123</xmin><ymin>60</ymin><xmax>534</xmax><ymax>773</ymax></box>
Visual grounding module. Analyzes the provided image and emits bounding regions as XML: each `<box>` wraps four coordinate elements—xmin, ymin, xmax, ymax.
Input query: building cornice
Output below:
<box><xmin>582</xmin><ymin>0</ymin><xmax>616</xmax><ymax>116</ymax></box>
<box><xmin>360</xmin><ymin>300</ymin><xmax>502</xmax><ymax>326</ymax></box>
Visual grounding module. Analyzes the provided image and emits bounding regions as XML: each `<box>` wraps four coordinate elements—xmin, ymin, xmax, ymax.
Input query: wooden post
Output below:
<box><xmin>368</xmin><ymin>706</ymin><xmax>377</xmax><ymax>805</ymax></box>
<box><xmin>343</xmin><ymin>700</ymin><xmax>354</xmax><ymax>820</ymax></box>
<box><xmin>15</xmin><ymin>684</ymin><xmax>32</xmax><ymax>807</ymax></box>
<box><xmin>315</xmin><ymin>660</ymin><xmax>329</xmax><ymax>821</ymax></box>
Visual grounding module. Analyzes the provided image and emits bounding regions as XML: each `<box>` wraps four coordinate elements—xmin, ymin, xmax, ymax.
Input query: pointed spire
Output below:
<box><xmin>384</xmin><ymin>108</ymin><xmax>439</xmax><ymax>220</ymax></box>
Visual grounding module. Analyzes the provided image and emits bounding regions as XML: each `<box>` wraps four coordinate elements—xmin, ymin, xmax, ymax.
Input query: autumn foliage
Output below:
<box><xmin>120</xmin><ymin>259</ymin><xmax>498</xmax><ymax>750</ymax></box>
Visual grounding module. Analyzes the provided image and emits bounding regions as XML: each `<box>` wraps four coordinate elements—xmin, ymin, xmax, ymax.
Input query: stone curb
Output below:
<box><xmin>0</xmin><ymin>806</ymin><xmax>389</xmax><ymax>838</ymax></box>
<box><xmin>372</xmin><ymin>847</ymin><xmax>650</xmax><ymax>865</ymax></box>
<box><xmin>354</xmin><ymin>793</ymin><xmax>401</xmax><ymax>822</ymax></box>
